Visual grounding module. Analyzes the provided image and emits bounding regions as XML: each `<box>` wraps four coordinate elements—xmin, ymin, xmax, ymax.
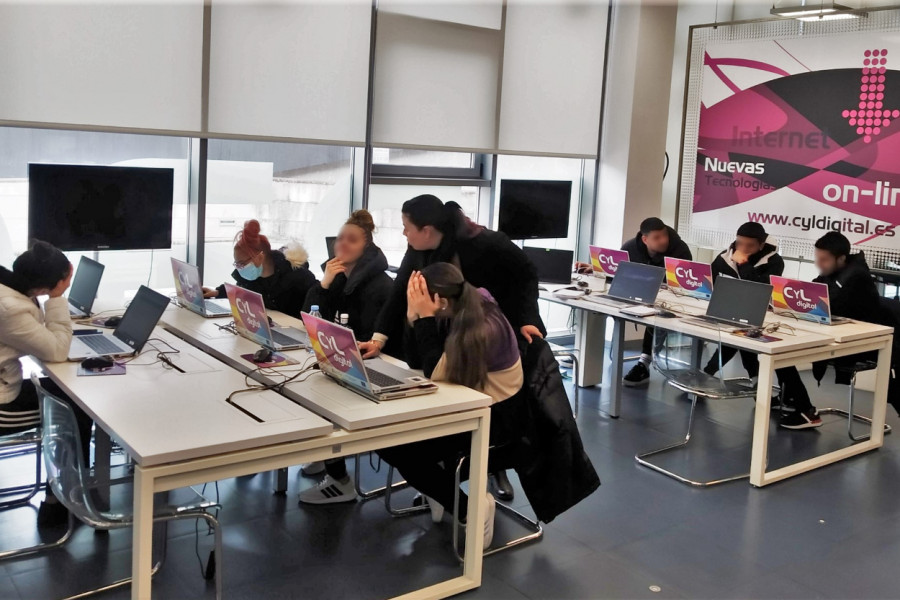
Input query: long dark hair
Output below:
<box><xmin>420</xmin><ymin>262</ymin><xmax>488</xmax><ymax>390</ymax></box>
<box><xmin>0</xmin><ymin>240</ymin><xmax>70</xmax><ymax>296</ymax></box>
<box><xmin>401</xmin><ymin>195</ymin><xmax>464</xmax><ymax>241</ymax></box>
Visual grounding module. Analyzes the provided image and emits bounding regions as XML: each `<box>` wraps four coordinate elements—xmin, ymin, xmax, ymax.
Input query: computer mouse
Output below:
<box><xmin>656</xmin><ymin>309</ymin><xmax>677</xmax><ymax>318</ymax></box>
<box><xmin>253</xmin><ymin>347</ymin><xmax>274</xmax><ymax>363</ymax></box>
<box><xmin>745</xmin><ymin>328</ymin><xmax>763</xmax><ymax>338</ymax></box>
<box><xmin>576</xmin><ymin>280</ymin><xmax>589</xmax><ymax>288</ymax></box>
<box><xmin>81</xmin><ymin>356</ymin><xmax>115</xmax><ymax>371</ymax></box>
<box><xmin>104</xmin><ymin>316</ymin><xmax>122</xmax><ymax>328</ymax></box>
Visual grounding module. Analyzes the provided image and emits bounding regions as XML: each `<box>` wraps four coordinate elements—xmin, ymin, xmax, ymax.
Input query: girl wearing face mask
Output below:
<box><xmin>0</xmin><ymin>241</ymin><xmax>94</xmax><ymax>527</ymax></box>
<box><xmin>204</xmin><ymin>219</ymin><xmax>317</xmax><ymax>318</ymax></box>
<box><xmin>298</xmin><ymin>210</ymin><xmax>395</xmax><ymax>505</ymax></box>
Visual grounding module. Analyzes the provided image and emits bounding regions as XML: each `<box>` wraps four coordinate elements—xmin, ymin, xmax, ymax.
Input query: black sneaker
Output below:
<box><xmin>772</xmin><ymin>395</ymin><xmax>797</xmax><ymax>413</ymax></box>
<box><xmin>623</xmin><ymin>362</ymin><xmax>650</xmax><ymax>387</ymax></box>
<box><xmin>779</xmin><ymin>408</ymin><xmax>822</xmax><ymax>430</ymax></box>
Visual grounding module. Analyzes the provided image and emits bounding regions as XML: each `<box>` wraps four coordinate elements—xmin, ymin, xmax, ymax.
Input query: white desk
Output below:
<box><xmin>542</xmin><ymin>280</ymin><xmax>894</xmax><ymax>487</ymax></box>
<box><xmin>45</xmin><ymin>316</ymin><xmax>494</xmax><ymax>600</ymax></box>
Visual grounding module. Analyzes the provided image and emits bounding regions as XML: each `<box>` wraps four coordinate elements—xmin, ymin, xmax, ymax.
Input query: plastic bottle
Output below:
<box><xmin>308</xmin><ymin>305</ymin><xmax>322</xmax><ymax>353</ymax></box>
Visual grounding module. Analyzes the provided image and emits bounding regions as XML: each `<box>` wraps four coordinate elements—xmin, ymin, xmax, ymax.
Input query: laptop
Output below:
<box><xmin>223</xmin><ymin>283</ymin><xmax>308</xmax><ymax>351</ymax></box>
<box><xmin>301</xmin><ymin>312</ymin><xmax>437</xmax><ymax>401</ymax></box>
<box><xmin>664</xmin><ymin>257</ymin><xmax>714</xmax><ymax>301</ymax></box>
<box><xmin>589</xmin><ymin>246</ymin><xmax>630</xmax><ymax>277</ymax></box>
<box><xmin>770</xmin><ymin>276</ymin><xmax>848</xmax><ymax>325</ymax></box>
<box><xmin>170</xmin><ymin>258</ymin><xmax>231</xmax><ymax>318</ymax></box>
<box><xmin>524</xmin><ymin>247</ymin><xmax>574</xmax><ymax>286</ymax></box>
<box><xmin>585</xmin><ymin>261</ymin><xmax>666</xmax><ymax>308</ymax></box>
<box><xmin>684</xmin><ymin>277</ymin><xmax>773</xmax><ymax>332</ymax></box>
<box><xmin>68</xmin><ymin>285</ymin><xmax>170</xmax><ymax>360</ymax></box>
<box><xmin>326</xmin><ymin>236</ymin><xmax>337</xmax><ymax>260</ymax></box>
<box><xmin>68</xmin><ymin>256</ymin><xmax>105</xmax><ymax>318</ymax></box>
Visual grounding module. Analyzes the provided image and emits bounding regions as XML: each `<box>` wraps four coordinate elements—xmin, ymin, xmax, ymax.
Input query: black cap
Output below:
<box><xmin>736</xmin><ymin>222</ymin><xmax>767</xmax><ymax>243</ymax></box>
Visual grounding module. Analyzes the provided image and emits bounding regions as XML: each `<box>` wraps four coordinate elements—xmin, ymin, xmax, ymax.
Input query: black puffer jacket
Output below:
<box><xmin>513</xmin><ymin>338</ymin><xmax>600</xmax><ymax>523</ymax></box>
<box><xmin>303</xmin><ymin>245</ymin><xmax>396</xmax><ymax>355</ymax></box>
<box><xmin>711</xmin><ymin>236</ymin><xmax>785</xmax><ymax>283</ymax></box>
<box><xmin>216</xmin><ymin>250</ymin><xmax>317</xmax><ymax>318</ymax></box>
<box><xmin>621</xmin><ymin>226</ymin><xmax>692</xmax><ymax>267</ymax></box>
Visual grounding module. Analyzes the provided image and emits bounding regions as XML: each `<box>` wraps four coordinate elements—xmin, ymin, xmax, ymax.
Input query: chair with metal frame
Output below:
<box><xmin>816</xmin><ymin>359</ymin><xmax>892</xmax><ymax>442</ymax></box>
<box><xmin>635</xmin><ymin>328</ymin><xmax>759</xmax><ymax>487</ymax></box>
<box><xmin>12</xmin><ymin>376</ymin><xmax>225</xmax><ymax>599</ymax></box>
<box><xmin>0</xmin><ymin>427</ymin><xmax>43</xmax><ymax>510</ymax></box>
<box><xmin>550</xmin><ymin>349</ymin><xmax>580</xmax><ymax>417</ymax></box>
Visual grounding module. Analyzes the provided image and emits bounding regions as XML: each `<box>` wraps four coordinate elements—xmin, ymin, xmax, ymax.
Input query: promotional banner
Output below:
<box><xmin>224</xmin><ymin>283</ymin><xmax>270</xmax><ymax>347</ymax></box>
<box><xmin>589</xmin><ymin>246</ymin><xmax>630</xmax><ymax>276</ymax></box>
<box><xmin>689</xmin><ymin>31</ymin><xmax>900</xmax><ymax>256</ymax></box>
<box><xmin>770</xmin><ymin>275</ymin><xmax>832</xmax><ymax>324</ymax></box>
<box><xmin>664</xmin><ymin>257</ymin><xmax>713</xmax><ymax>300</ymax></box>
<box><xmin>301</xmin><ymin>313</ymin><xmax>370</xmax><ymax>389</ymax></box>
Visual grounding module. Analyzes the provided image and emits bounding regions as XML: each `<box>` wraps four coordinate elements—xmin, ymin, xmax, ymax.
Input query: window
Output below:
<box><xmin>371</xmin><ymin>147</ymin><xmax>488</xmax><ymax>181</ymax></box>
<box><xmin>203</xmin><ymin>140</ymin><xmax>355</xmax><ymax>286</ymax></box>
<box><xmin>372</xmin><ymin>148</ymin><xmax>475</xmax><ymax>169</ymax></box>
<box><xmin>0</xmin><ymin>127</ymin><xmax>190</xmax><ymax>299</ymax></box>
<box><xmin>494</xmin><ymin>154</ymin><xmax>587</xmax><ymax>336</ymax></box>
<box><xmin>367</xmin><ymin>184</ymin><xmax>481</xmax><ymax>268</ymax></box>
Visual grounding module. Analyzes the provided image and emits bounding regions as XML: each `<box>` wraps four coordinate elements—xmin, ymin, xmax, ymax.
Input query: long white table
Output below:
<box><xmin>44</xmin><ymin>312</ymin><xmax>494</xmax><ymax>600</ymax></box>
<box><xmin>541</xmin><ymin>279</ymin><xmax>894</xmax><ymax>487</ymax></box>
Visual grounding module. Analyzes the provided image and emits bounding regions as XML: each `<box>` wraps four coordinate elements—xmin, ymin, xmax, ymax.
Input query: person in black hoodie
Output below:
<box><xmin>298</xmin><ymin>210</ymin><xmax>394</xmax><ymax>505</ymax></box>
<box><xmin>203</xmin><ymin>219</ymin><xmax>317</xmax><ymax>318</ymax></box>
<box><xmin>358</xmin><ymin>195</ymin><xmax>544</xmax><ymax>502</ymax></box>
<box><xmin>704</xmin><ymin>222</ymin><xmax>785</xmax><ymax>379</ymax></box>
<box><xmin>622</xmin><ymin>217</ymin><xmax>693</xmax><ymax>387</ymax></box>
<box><xmin>779</xmin><ymin>232</ymin><xmax>891</xmax><ymax>429</ymax></box>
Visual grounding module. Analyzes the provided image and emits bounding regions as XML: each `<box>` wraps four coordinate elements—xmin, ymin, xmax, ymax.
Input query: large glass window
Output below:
<box><xmin>0</xmin><ymin>127</ymin><xmax>190</xmax><ymax>300</ymax></box>
<box><xmin>203</xmin><ymin>140</ymin><xmax>354</xmax><ymax>287</ymax></box>
<box><xmin>493</xmin><ymin>154</ymin><xmax>586</xmax><ymax>336</ymax></box>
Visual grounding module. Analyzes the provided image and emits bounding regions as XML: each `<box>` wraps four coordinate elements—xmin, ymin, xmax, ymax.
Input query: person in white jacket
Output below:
<box><xmin>0</xmin><ymin>241</ymin><xmax>93</xmax><ymax>527</ymax></box>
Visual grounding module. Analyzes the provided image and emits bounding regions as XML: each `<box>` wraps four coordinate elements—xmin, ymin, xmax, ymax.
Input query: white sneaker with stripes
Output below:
<box><xmin>298</xmin><ymin>475</ymin><xmax>359</xmax><ymax>505</ymax></box>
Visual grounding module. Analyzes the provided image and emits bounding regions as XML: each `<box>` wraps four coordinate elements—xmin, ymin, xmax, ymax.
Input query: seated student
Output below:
<box><xmin>621</xmin><ymin>217</ymin><xmax>693</xmax><ymax>387</ymax></box>
<box><xmin>298</xmin><ymin>210</ymin><xmax>393</xmax><ymax>504</ymax></box>
<box><xmin>377</xmin><ymin>263</ymin><xmax>524</xmax><ymax>548</ymax></box>
<box><xmin>778</xmin><ymin>231</ymin><xmax>889</xmax><ymax>429</ymax></box>
<box><xmin>203</xmin><ymin>219</ymin><xmax>317</xmax><ymax>318</ymax></box>
<box><xmin>0</xmin><ymin>241</ymin><xmax>94</xmax><ymax>526</ymax></box>
<box><xmin>704</xmin><ymin>222</ymin><xmax>784</xmax><ymax>381</ymax></box>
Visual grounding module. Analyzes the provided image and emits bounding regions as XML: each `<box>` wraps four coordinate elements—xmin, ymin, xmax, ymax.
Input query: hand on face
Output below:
<box><xmin>47</xmin><ymin>263</ymin><xmax>74</xmax><ymax>298</ymax></box>
<box><xmin>321</xmin><ymin>258</ymin><xmax>348</xmax><ymax>290</ymax></box>
<box><xmin>732</xmin><ymin>250</ymin><xmax>750</xmax><ymax>265</ymax></box>
<box><xmin>406</xmin><ymin>271</ymin><xmax>442</xmax><ymax>319</ymax></box>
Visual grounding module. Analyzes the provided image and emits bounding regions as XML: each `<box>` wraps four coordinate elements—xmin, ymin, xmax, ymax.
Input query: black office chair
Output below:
<box><xmin>816</xmin><ymin>359</ymin><xmax>892</xmax><ymax>442</ymax></box>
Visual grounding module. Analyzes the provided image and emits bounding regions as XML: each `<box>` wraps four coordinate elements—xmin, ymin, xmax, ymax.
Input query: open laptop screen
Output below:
<box><xmin>68</xmin><ymin>256</ymin><xmax>104</xmax><ymax>314</ymax></box>
<box><xmin>706</xmin><ymin>277</ymin><xmax>772</xmax><ymax>327</ymax></box>
<box><xmin>607</xmin><ymin>262</ymin><xmax>666</xmax><ymax>304</ymax></box>
<box><xmin>113</xmin><ymin>286</ymin><xmax>170</xmax><ymax>352</ymax></box>
<box><xmin>523</xmin><ymin>247</ymin><xmax>573</xmax><ymax>285</ymax></box>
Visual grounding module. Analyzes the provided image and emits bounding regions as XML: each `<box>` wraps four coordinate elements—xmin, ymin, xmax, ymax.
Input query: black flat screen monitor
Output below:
<box><xmin>28</xmin><ymin>163</ymin><xmax>174</xmax><ymax>251</ymax></box>
<box><xmin>705</xmin><ymin>277</ymin><xmax>773</xmax><ymax>327</ymax></box>
<box><xmin>498</xmin><ymin>179</ymin><xmax>571</xmax><ymax>240</ymax></box>
<box><xmin>523</xmin><ymin>247</ymin><xmax>574</xmax><ymax>284</ymax></box>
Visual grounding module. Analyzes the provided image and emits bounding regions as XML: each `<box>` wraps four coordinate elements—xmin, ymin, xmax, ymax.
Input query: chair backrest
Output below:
<box><xmin>32</xmin><ymin>375</ymin><xmax>108</xmax><ymax>528</ymax></box>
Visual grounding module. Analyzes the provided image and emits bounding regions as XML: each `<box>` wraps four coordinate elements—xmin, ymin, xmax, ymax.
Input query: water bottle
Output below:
<box><xmin>338</xmin><ymin>313</ymin><xmax>349</xmax><ymax>327</ymax></box>
<box><xmin>308</xmin><ymin>305</ymin><xmax>321</xmax><ymax>353</ymax></box>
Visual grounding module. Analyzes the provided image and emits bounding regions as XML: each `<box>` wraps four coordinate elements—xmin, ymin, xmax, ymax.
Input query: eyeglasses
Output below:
<box><xmin>233</xmin><ymin>250</ymin><xmax>263</xmax><ymax>269</ymax></box>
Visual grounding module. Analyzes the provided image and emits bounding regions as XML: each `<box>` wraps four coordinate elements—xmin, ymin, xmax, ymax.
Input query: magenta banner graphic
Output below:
<box><xmin>686</xmin><ymin>31</ymin><xmax>900</xmax><ymax>256</ymax></box>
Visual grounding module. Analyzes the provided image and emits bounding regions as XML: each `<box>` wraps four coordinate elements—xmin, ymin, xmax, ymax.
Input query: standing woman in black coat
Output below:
<box><xmin>358</xmin><ymin>194</ymin><xmax>545</xmax><ymax>501</ymax></box>
<box><xmin>203</xmin><ymin>219</ymin><xmax>317</xmax><ymax>318</ymax></box>
<box><xmin>298</xmin><ymin>209</ymin><xmax>394</xmax><ymax>505</ymax></box>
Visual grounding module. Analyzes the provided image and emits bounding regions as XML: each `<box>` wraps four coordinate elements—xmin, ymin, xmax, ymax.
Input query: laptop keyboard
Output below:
<box><xmin>367</xmin><ymin>369</ymin><xmax>405</xmax><ymax>388</ymax></box>
<box><xmin>80</xmin><ymin>335</ymin><xmax>125</xmax><ymax>354</ymax></box>
<box><xmin>271</xmin><ymin>330</ymin><xmax>303</xmax><ymax>347</ymax></box>
<box><xmin>203</xmin><ymin>300</ymin><xmax>231</xmax><ymax>315</ymax></box>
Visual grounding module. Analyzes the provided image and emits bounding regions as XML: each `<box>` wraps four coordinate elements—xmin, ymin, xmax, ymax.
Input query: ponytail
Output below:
<box><xmin>420</xmin><ymin>262</ymin><xmax>488</xmax><ymax>390</ymax></box>
<box><xmin>401</xmin><ymin>195</ymin><xmax>464</xmax><ymax>240</ymax></box>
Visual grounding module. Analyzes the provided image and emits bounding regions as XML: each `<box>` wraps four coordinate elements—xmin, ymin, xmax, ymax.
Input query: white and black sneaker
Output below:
<box><xmin>779</xmin><ymin>408</ymin><xmax>822</xmax><ymax>430</ymax></box>
<box><xmin>298</xmin><ymin>475</ymin><xmax>359</xmax><ymax>505</ymax></box>
<box><xmin>623</xmin><ymin>362</ymin><xmax>650</xmax><ymax>387</ymax></box>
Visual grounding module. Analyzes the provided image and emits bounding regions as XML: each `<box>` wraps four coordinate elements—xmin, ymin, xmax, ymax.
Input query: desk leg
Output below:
<box><xmin>575</xmin><ymin>310</ymin><xmax>605</xmax><ymax>387</ymax></box>
<box><xmin>274</xmin><ymin>468</ymin><xmax>288</xmax><ymax>495</ymax></box>
<box><xmin>749</xmin><ymin>355</ymin><xmax>775</xmax><ymax>487</ymax></box>
<box><xmin>131</xmin><ymin>466</ymin><xmax>154</xmax><ymax>600</ymax></box>
<box><xmin>870</xmin><ymin>340</ymin><xmax>892</xmax><ymax>446</ymax></box>
<box><xmin>94</xmin><ymin>428</ymin><xmax>112</xmax><ymax>511</ymax></box>
<box><xmin>462</xmin><ymin>410</ymin><xmax>491</xmax><ymax>586</ymax></box>
<box><xmin>607</xmin><ymin>318</ymin><xmax>625</xmax><ymax>419</ymax></box>
<box><xmin>690</xmin><ymin>338</ymin><xmax>704</xmax><ymax>369</ymax></box>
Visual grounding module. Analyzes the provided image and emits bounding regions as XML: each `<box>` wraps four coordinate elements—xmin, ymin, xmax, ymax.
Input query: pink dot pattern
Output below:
<box><xmin>848</xmin><ymin>49</ymin><xmax>895</xmax><ymax>143</ymax></box>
